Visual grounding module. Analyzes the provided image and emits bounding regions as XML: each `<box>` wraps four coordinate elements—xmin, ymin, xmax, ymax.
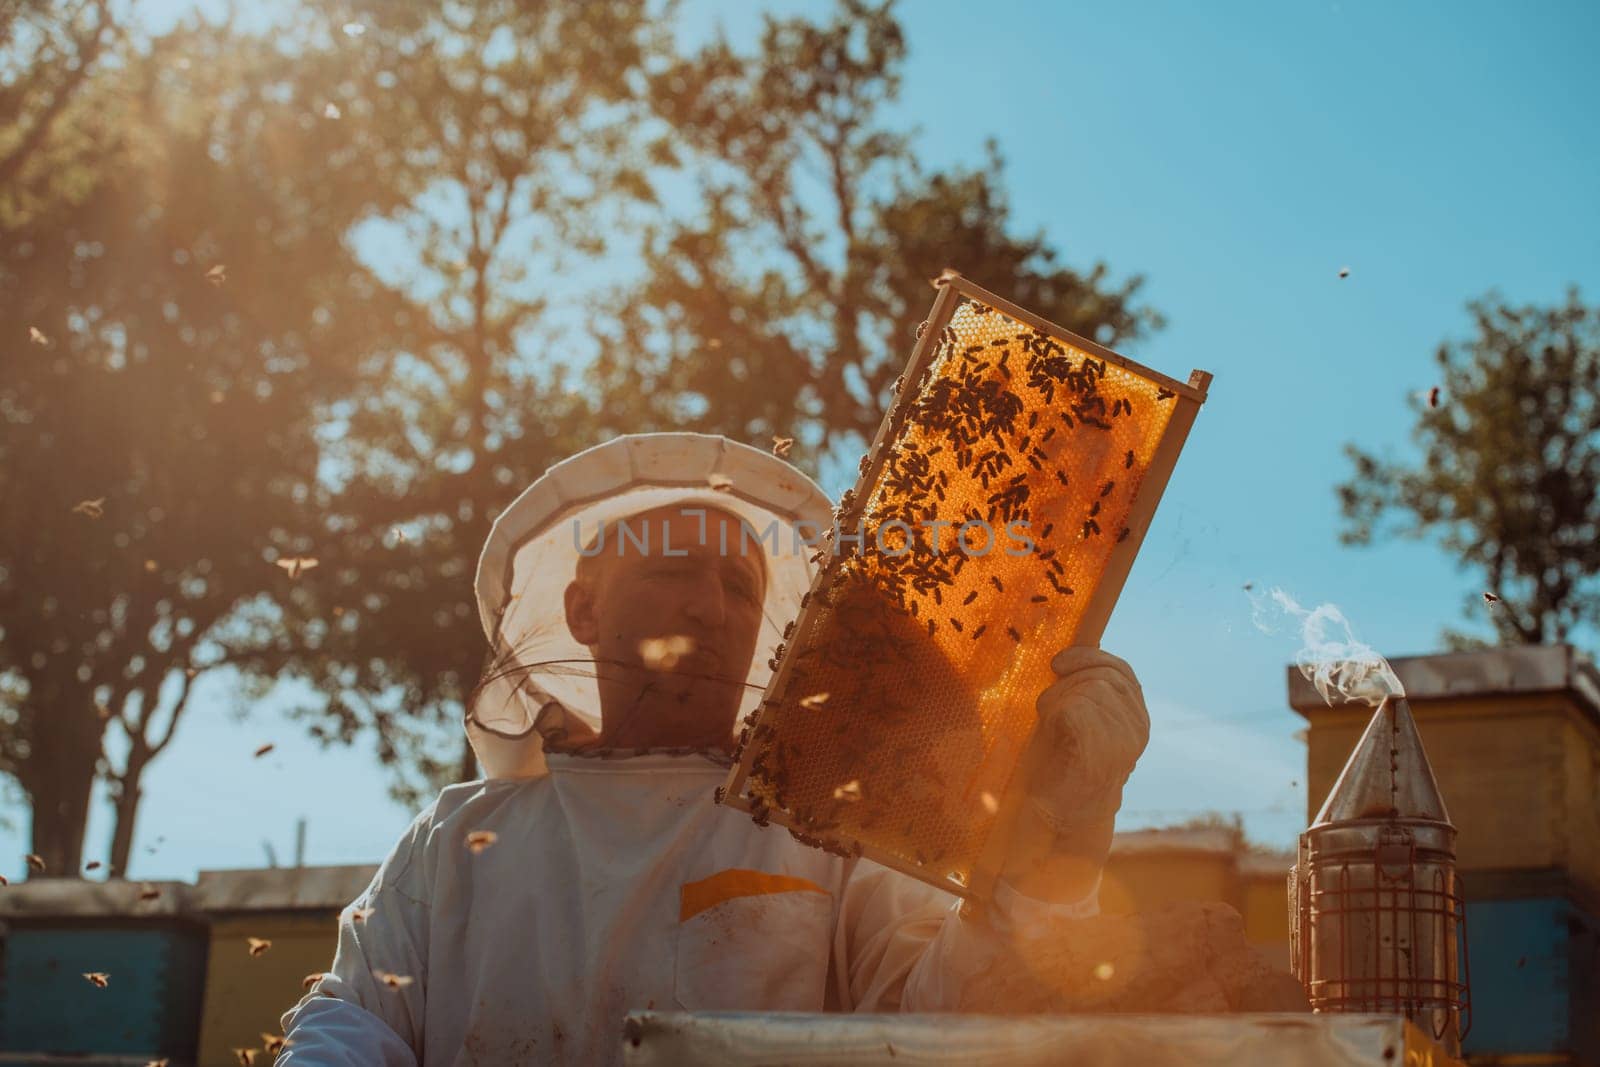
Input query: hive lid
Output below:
<box><xmin>1311</xmin><ymin>696</ymin><xmax>1451</xmax><ymax>826</ymax></box>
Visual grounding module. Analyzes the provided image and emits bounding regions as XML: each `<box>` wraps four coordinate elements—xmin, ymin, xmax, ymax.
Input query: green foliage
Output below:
<box><xmin>1337</xmin><ymin>289</ymin><xmax>1600</xmax><ymax>647</ymax></box>
<box><xmin>590</xmin><ymin>0</ymin><xmax>1160</xmax><ymax>465</ymax></box>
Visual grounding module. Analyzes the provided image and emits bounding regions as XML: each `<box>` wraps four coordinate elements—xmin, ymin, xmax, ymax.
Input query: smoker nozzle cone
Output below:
<box><xmin>1310</xmin><ymin>696</ymin><xmax>1452</xmax><ymax>827</ymax></box>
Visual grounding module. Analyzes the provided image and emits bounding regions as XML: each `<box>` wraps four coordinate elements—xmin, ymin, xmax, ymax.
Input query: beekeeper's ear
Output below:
<box><xmin>564</xmin><ymin>578</ymin><xmax>600</xmax><ymax>646</ymax></box>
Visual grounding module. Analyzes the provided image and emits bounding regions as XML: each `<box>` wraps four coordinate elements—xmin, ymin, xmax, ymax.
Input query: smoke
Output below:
<box><xmin>1249</xmin><ymin>586</ymin><xmax>1404</xmax><ymax>707</ymax></box>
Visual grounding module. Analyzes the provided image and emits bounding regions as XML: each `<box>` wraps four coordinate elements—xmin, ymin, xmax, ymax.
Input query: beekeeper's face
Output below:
<box><xmin>563</xmin><ymin>504</ymin><xmax>768</xmax><ymax>748</ymax></box>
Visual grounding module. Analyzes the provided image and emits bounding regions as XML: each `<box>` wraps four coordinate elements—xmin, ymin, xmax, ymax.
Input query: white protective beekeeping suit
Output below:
<box><xmin>278</xmin><ymin>433</ymin><xmax>1098</xmax><ymax>1066</ymax></box>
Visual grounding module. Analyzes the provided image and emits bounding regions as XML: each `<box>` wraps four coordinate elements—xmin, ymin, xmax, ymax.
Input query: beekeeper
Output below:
<box><xmin>279</xmin><ymin>433</ymin><xmax>1150</xmax><ymax>1065</ymax></box>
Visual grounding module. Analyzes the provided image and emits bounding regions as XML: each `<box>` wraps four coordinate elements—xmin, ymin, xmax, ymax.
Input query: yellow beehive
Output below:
<box><xmin>722</xmin><ymin>272</ymin><xmax>1211</xmax><ymax>900</ymax></box>
<box><xmin>192</xmin><ymin>865</ymin><xmax>374</xmax><ymax>1066</ymax></box>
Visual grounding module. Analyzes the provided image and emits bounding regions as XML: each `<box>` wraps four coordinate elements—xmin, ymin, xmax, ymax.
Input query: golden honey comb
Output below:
<box><xmin>722</xmin><ymin>274</ymin><xmax>1209</xmax><ymax>900</ymax></box>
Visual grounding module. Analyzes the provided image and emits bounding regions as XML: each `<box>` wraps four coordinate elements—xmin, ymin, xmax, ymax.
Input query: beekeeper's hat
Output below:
<box><xmin>466</xmin><ymin>433</ymin><xmax>833</xmax><ymax>778</ymax></box>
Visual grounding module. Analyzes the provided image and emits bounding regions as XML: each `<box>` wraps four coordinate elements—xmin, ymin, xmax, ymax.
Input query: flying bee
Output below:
<box><xmin>247</xmin><ymin>937</ymin><xmax>272</xmax><ymax>958</ymax></box>
<box><xmin>772</xmin><ymin>436</ymin><xmax>794</xmax><ymax>458</ymax></box>
<box><xmin>301</xmin><ymin>973</ymin><xmax>325</xmax><ymax>990</ymax></box>
<box><xmin>350</xmin><ymin>906</ymin><xmax>376</xmax><ymax>923</ymax></box>
<box><xmin>72</xmin><ymin>497</ymin><xmax>106</xmax><ymax>519</ymax></box>
<box><xmin>233</xmin><ymin>1049</ymin><xmax>258</xmax><ymax>1066</ymax></box>
<box><xmin>262</xmin><ymin>1034</ymin><xmax>289</xmax><ymax>1054</ymax></box>
<box><xmin>1482</xmin><ymin>591</ymin><xmax>1500</xmax><ymax>604</ymax></box>
<box><xmin>26</xmin><ymin>854</ymin><xmax>44</xmax><ymax>873</ymax></box>
<box><xmin>253</xmin><ymin>742</ymin><xmax>274</xmax><ymax>758</ymax></box>
<box><xmin>466</xmin><ymin>830</ymin><xmax>498</xmax><ymax>854</ymax></box>
<box><xmin>275</xmin><ymin>556</ymin><xmax>319</xmax><ymax>580</ymax></box>
<box><xmin>83</xmin><ymin>972</ymin><xmax>110</xmax><ymax>988</ymax></box>
<box><xmin>374</xmin><ymin>971</ymin><xmax>415</xmax><ymax>991</ymax></box>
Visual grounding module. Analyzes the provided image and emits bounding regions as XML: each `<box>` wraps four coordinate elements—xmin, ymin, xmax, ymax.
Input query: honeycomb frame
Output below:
<box><xmin>720</xmin><ymin>271</ymin><xmax>1212</xmax><ymax>903</ymax></box>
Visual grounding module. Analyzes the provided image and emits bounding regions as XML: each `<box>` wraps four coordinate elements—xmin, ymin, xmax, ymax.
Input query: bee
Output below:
<box><xmin>1156</xmin><ymin>387</ymin><xmax>1175</xmax><ymax>401</ymax></box>
<box><xmin>927</xmin><ymin>619</ymin><xmax>937</xmax><ymax>636</ymax></box>
<box><xmin>971</xmin><ymin>624</ymin><xmax>987</xmax><ymax>640</ymax></box>
<box><xmin>350</xmin><ymin>906</ymin><xmax>376</xmax><ymax>923</ymax></box>
<box><xmin>990</xmin><ymin>576</ymin><xmax>1004</xmax><ymax>592</ymax></box>
<box><xmin>1055</xmin><ymin>470</ymin><xmax>1070</xmax><ymax>488</ymax></box>
<box><xmin>247</xmin><ymin>937</ymin><xmax>272</xmax><ymax>958</ymax></box>
<box><xmin>262</xmin><ymin>1034</ymin><xmax>289</xmax><ymax>1054</ymax></box>
<box><xmin>1089</xmin><ymin>500</ymin><xmax>1101</xmax><ymax>517</ymax></box>
<box><xmin>274</xmin><ymin>556</ymin><xmax>319</xmax><ymax>580</ymax></box>
<box><xmin>233</xmin><ymin>1049</ymin><xmax>259</xmax><ymax>1066</ymax></box>
<box><xmin>962</xmin><ymin>590</ymin><xmax>978</xmax><ymax>606</ymax></box>
<box><xmin>374</xmin><ymin>970</ymin><xmax>415</xmax><ymax>991</ymax></box>
<box><xmin>25</xmin><ymin>854</ymin><xmax>44</xmax><ymax>873</ymax></box>
<box><xmin>72</xmin><ymin>498</ymin><xmax>105</xmax><ymax>520</ymax></box>
<box><xmin>1338</xmin><ymin>266</ymin><xmax>1351</xmax><ymax>279</ymax></box>
<box><xmin>1117</xmin><ymin>527</ymin><xmax>1131</xmax><ymax>542</ymax></box>
<box><xmin>949</xmin><ymin>618</ymin><xmax>964</xmax><ymax>633</ymax></box>
<box><xmin>1428</xmin><ymin>386</ymin><xmax>1442</xmax><ymax>409</ymax></box>
<box><xmin>1030</xmin><ymin>594</ymin><xmax>1047</xmax><ymax>603</ymax></box>
<box><xmin>1006</xmin><ymin>626</ymin><xmax>1022</xmax><ymax>643</ymax></box>
<box><xmin>137</xmin><ymin>883</ymin><xmax>161</xmax><ymax>901</ymax></box>
<box><xmin>83</xmin><ymin>972</ymin><xmax>110</xmax><ymax>988</ymax></box>
<box><xmin>206</xmin><ymin>264</ymin><xmax>228</xmax><ymax>286</ymax></box>
<box><xmin>253</xmin><ymin>742</ymin><xmax>274</xmax><ymax>758</ymax></box>
<box><xmin>1040</xmin><ymin>523</ymin><xmax>1054</xmax><ymax>540</ymax></box>
<box><xmin>772</xmin><ymin>436</ymin><xmax>794</xmax><ymax>458</ymax></box>
<box><xmin>466</xmin><ymin>830</ymin><xmax>498</xmax><ymax>854</ymax></box>
<box><xmin>1482</xmin><ymin>591</ymin><xmax>1500</xmax><ymax>604</ymax></box>
<box><xmin>1124</xmin><ymin>450</ymin><xmax>1135</xmax><ymax>468</ymax></box>
<box><xmin>1099</xmin><ymin>480</ymin><xmax>1115</xmax><ymax>497</ymax></box>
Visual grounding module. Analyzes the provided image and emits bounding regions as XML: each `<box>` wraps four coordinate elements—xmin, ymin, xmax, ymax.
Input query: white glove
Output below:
<box><xmin>996</xmin><ymin>645</ymin><xmax>1150</xmax><ymax>904</ymax></box>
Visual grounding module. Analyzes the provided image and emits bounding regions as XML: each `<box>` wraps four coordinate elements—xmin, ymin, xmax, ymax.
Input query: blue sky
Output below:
<box><xmin>7</xmin><ymin>0</ymin><xmax>1598</xmax><ymax>881</ymax></box>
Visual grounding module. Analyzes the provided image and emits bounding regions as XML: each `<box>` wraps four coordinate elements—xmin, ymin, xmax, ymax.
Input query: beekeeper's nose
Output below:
<box><xmin>679</xmin><ymin>569</ymin><xmax>729</xmax><ymax>627</ymax></box>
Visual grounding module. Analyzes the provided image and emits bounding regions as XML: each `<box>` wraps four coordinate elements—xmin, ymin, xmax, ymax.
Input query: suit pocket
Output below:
<box><xmin>674</xmin><ymin>869</ymin><xmax>833</xmax><ymax>1011</ymax></box>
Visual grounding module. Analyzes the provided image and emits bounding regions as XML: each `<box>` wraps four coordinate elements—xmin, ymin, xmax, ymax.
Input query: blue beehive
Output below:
<box><xmin>1460</xmin><ymin>881</ymin><xmax>1599</xmax><ymax>1065</ymax></box>
<box><xmin>0</xmin><ymin>879</ymin><xmax>207</xmax><ymax>1062</ymax></box>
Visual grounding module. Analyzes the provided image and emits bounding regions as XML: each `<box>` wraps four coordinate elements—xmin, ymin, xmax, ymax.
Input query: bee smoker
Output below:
<box><xmin>1289</xmin><ymin>695</ymin><xmax>1471</xmax><ymax>1053</ymax></box>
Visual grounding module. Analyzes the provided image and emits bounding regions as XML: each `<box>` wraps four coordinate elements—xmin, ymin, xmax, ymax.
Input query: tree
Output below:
<box><xmin>253</xmin><ymin>0</ymin><xmax>667</xmax><ymax>805</ymax></box>
<box><xmin>591</xmin><ymin>0</ymin><xmax>1162</xmax><ymax>464</ymax></box>
<box><xmin>1337</xmin><ymin>289</ymin><xmax>1600</xmax><ymax>649</ymax></box>
<box><xmin>0</xmin><ymin>13</ymin><xmax>408</xmax><ymax>876</ymax></box>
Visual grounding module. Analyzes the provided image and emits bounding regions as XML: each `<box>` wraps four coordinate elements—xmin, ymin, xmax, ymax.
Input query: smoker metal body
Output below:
<box><xmin>1290</xmin><ymin>696</ymin><xmax>1471</xmax><ymax>1054</ymax></box>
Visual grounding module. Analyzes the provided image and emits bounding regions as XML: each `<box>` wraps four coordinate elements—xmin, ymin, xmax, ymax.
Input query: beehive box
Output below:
<box><xmin>192</xmin><ymin>865</ymin><xmax>376</xmax><ymax>1067</ymax></box>
<box><xmin>0</xmin><ymin>880</ymin><xmax>206</xmax><ymax>1062</ymax></box>
<box><xmin>720</xmin><ymin>272</ymin><xmax>1210</xmax><ymax>901</ymax></box>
